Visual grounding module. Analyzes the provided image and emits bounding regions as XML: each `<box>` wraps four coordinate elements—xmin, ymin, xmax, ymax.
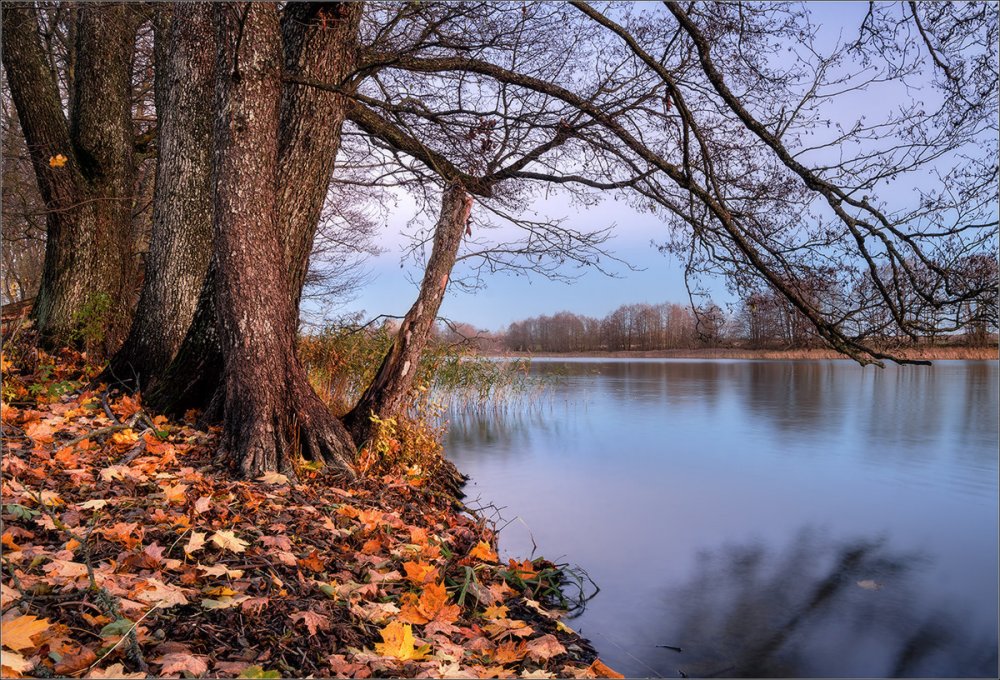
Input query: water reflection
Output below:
<box><xmin>444</xmin><ymin>360</ymin><xmax>999</xmax><ymax>677</ymax></box>
<box><xmin>642</xmin><ymin>527</ymin><xmax>996</xmax><ymax>678</ymax></box>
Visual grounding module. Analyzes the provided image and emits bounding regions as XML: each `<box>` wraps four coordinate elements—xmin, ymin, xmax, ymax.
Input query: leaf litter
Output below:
<box><xmin>1</xmin><ymin>345</ymin><xmax>617</xmax><ymax>678</ymax></box>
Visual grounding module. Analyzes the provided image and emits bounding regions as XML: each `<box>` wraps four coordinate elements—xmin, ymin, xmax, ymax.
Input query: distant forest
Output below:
<box><xmin>492</xmin><ymin>289</ymin><xmax>997</xmax><ymax>353</ymax></box>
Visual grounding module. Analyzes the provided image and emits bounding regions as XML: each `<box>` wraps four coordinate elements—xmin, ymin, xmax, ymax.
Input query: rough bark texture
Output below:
<box><xmin>212</xmin><ymin>4</ymin><xmax>355</xmax><ymax>478</ymax></box>
<box><xmin>278</xmin><ymin>2</ymin><xmax>363</xmax><ymax>315</ymax></box>
<box><xmin>106</xmin><ymin>5</ymin><xmax>215</xmax><ymax>390</ymax></box>
<box><xmin>344</xmin><ymin>184</ymin><xmax>473</xmax><ymax>445</ymax></box>
<box><xmin>2</xmin><ymin>4</ymin><xmax>138</xmax><ymax>352</ymax></box>
<box><xmin>146</xmin><ymin>2</ymin><xmax>364</xmax><ymax>414</ymax></box>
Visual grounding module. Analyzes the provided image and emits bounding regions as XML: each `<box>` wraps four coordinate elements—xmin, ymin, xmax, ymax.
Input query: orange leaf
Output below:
<box><xmin>402</xmin><ymin>560</ymin><xmax>438</xmax><ymax>585</ymax></box>
<box><xmin>492</xmin><ymin>640</ymin><xmax>527</xmax><ymax>664</ymax></box>
<box><xmin>469</xmin><ymin>541</ymin><xmax>498</xmax><ymax>563</ymax></box>
<box><xmin>525</xmin><ymin>634</ymin><xmax>567</xmax><ymax>662</ymax></box>
<box><xmin>48</xmin><ymin>154</ymin><xmax>68</xmax><ymax>168</ymax></box>
<box><xmin>588</xmin><ymin>659</ymin><xmax>624</xmax><ymax>679</ymax></box>
<box><xmin>0</xmin><ymin>615</ymin><xmax>50</xmax><ymax>651</ymax></box>
<box><xmin>297</xmin><ymin>549</ymin><xmax>326</xmax><ymax>573</ymax></box>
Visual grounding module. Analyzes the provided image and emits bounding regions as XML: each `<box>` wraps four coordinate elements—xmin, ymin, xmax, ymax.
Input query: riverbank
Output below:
<box><xmin>0</xmin><ymin>345</ymin><xmax>618</xmax><ymax>678</ymax></box>
<box><xmin>499</xmin><ymin>346</ymin><xmax>998</xmax><ymax>361</ymax></box>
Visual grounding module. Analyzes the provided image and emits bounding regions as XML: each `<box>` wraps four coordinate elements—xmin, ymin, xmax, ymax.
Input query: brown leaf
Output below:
<box><xmin>53</xmin><ymin>648</ymin><xmax>98</xmax><ymax>676</ymax></box>
<box><xmin>290</xmin><ymin>610</ymin><xmax>331</xmax><ymax>636</ymax></box>
<box><xmin>154</xmin><ymin>652</ymin><xmax>209</xmax><ymax>676</ymax></box>
<box><xmin>525</xmin><ymin>634</ymin><xmax>567</xmax><ymax>662</ymax></box>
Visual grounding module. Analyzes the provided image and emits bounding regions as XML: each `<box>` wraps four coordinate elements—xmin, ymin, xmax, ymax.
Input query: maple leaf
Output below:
<box><xmin>1</xmin><ymin>649</ymin><xmax>33</xmax><ymax>675</ymax></box>
<box><xmin>484</xmin><ymin>617</ymin><xmax>533</xmax><ymax>640</ymax></box>
<box><xmin>193</xmin><ymin>496</ymin><xmax>212</xmax><ymax>514</ymax></box>
<box><xmin>160</xmin><ymin>482</ymin><xmax>189</xmax><ymax>504</ymax></box>
<box><xmin>469</xmin><ymin>541</ymin><xmax>498</xmax><ymax>563</ymax></box>
<box><xmin>402</xmin><ymin>560</ymin><xmax>438</xmax><ymax>585</ymax></box>
<box><xmin>374</xmin><ymin>621</ymin><xmax>430</xmax><ymax>661</ymax></box>
<box><xmin>399</xmin><ymin>581</ymin><xmax>460</xmax><ymax>629</ymax></box>
<box><xmin>297</xmin><ymin>549</ymin><xmax>325</xmax><ymax>573</ymax></box>
<box><xmin>1</xmin><ymin>615</ymin><xmax>50</xmax><ymax>651</ymax></box>
<box><xmin>521</xmin><ymin>670</ymin><xmax>555</xmax><ymax>679</ymax></box>
<box><xmin>290</xmin><ymin>610</ymin><xmax>331</xmax><ymax>636</ymax></box>
<box><xmin>154</xmin><ymin>652</ymin><xmax>209</xmax><ymax>676</ymax></box>
<box><xmin>184</xmin><ymin>531</ymin><xmax>207</xmax><ymax>555</ymax></box>
<box><xmin>196</xmin><ymin>563</ymin><xmax>244</xmax><ymax>578</ymax></box>
<box><xmin>133</xmin><ymin>578</ymin><xmax>190</xmax><ymax>608</ymax></box>
<box><xmin>493</xmin><ymin>640</ymin><xmax>528</xmax><ymax>664</ymax></box>
<box><xmin>525</xmin><ymin>634</ymin><xmax>567</xmax><ymax>662</ymax></box>
<box><xmin>42</xmin><ymin>559</ymin><xmax>89</xmax><ymax>579</ymax></box>
<box><xmin>87</xmin><ymin>662</ymin><xmax>146</xmax><ymax>679</ymax></box>
<box><xmin>483</xmin><ymin>604</ymin><xmax>508</xmax><ymax>620</ymax></box>
<box><xmin>201</xmin><ymin>595</ymin><xmax>250</xmax><ymax>609</ymax></box>
<box><xmin>110</xmin><ymin>428</ymin><xmax>138</xmax><ymax>448</ymax></box>
<box><xmin>54</xmin><ymin>649</ymin><xmax>99</xmax><ymax>676</ymax></box>
<box><xmin>210</xmin><ymin>530</ymin><xmax>248</xmax><ymax>553</ymax></box>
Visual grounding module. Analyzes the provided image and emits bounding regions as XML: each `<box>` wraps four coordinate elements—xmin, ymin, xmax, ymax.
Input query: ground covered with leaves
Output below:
<box><xmin>1</xmin><ymin>345</ymin><xmax>621</xmax><ymax>679</ymax></box>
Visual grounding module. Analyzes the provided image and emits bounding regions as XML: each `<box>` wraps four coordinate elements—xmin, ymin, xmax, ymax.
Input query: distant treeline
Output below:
<box><xmin>498</xmin><ymin>291</ymin><xmax>997</xmax><ymax>353</ymax></box>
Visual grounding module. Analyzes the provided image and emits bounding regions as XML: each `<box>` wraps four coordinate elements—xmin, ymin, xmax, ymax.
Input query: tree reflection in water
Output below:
<box><xmin>640</xmin><ymin>528</ymin><xmax>997</xmax><ymax>678</ymax></box>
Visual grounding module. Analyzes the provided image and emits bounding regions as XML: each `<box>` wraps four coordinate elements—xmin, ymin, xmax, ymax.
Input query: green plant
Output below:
<box><xmin>71</xmin><ymin>292</ymin><xmax>113</xmax><ymax>353</ymax></box>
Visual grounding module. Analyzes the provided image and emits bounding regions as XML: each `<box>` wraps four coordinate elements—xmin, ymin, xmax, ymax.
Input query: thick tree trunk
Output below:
<box><xmin>344</xmin><ymin>184</ymin><xmax>473</xmax><ymax>445</ymax></box>
<box><xmin>144</xmin><ymin>2</ymin><xmax>363</xmax><ymax>411</ymax></box>
<box><xmin>2</xmin><ymin>4</ymin><xmax>138</xmax><ymax>353</ymax></box>
<box><xmin>278</xmin><ymin>3</ymin><xmax>364</xmax><ymax>316</ymax></box>
<box><xmin>211</xmin><ymin>4</ymin><xmax>355</xmax><ymax>478</ymax></box>
<box><xmin>106</xmin><ymin>5</ymin><xmax>215</xmax><ymax>390</ymax></box>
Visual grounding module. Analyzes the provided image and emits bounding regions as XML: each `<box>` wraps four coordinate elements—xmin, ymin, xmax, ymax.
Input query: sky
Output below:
<box><xmin>335</xmin><ymin>193</ymin><xmax>715</xmax><ymax>333</ymax></box>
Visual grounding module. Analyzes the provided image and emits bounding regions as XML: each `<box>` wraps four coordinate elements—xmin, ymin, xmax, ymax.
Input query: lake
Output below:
<box><xmin>444</xmin><ymin>359</ymin><xmax>999</xmax><ymax>678</ymax></box>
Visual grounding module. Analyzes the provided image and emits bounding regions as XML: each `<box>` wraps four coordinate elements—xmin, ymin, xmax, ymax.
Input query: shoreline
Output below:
<box><xmin>491</xmin><ymin>346</ymin><xmax>999</xmax><ymax>361</ymax></box>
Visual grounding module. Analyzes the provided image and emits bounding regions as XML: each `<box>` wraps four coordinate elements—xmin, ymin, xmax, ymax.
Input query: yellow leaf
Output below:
<box><xmin>48</xmin><ymin>154</ymin><xmax>68</xmax><ymax>168</ymax></box>
<box><xmin>210</xmin><ymin>530</ymin><xmax>248</xmax><ymax>554</ymax></box>
<box><xmin>374</xmin><ymin>621</ymin><xmax>430</xmax><ymax>661</ymax></box>
<box><xmin>80</xmin><ymin>499</ymin><xmax>109</xmax><ymax>511</ymax></box>
<box><xmin>1</xmin><ymin>615</ymin><xmax>50</xmax><ymax>651</ymax></box>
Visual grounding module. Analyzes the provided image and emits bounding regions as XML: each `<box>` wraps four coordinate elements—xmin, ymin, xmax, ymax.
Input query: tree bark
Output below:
<box><xmin>2</xmin><ymin>4</ymin><xmax>138</xmax><ymax>353</ymax></box>
<box><xmin>106</xmin><ymin>4</ymin><xmax>215</xmax><ymax>391</ymax></box>
<box><xmin>278</xmin><ymin>2</ymin><xmax>364</xmax><ymax>317</ymax></box>
<box><xmin>211</xmin><ymin>3</ymin><xmax>355</xmax><ymax>478</ymax></box>
<box><xmin>144</xmin><ymin>2</ymin><xmax>364</xmax><ymax>411</ymax></box>
<box><xmin>344</xmin><ymin>184</ymin><xmax>473</xmax><ymax>446</ymax></box>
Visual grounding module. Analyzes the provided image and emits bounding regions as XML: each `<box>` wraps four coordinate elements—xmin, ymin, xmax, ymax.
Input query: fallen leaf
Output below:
<box><xmin>210</xmin><ymin>530</ymin><xmax>248</xmax><ymax>553</ymax></box>
<box><xmin>257</xmin><ymin>472</ymin><xmax>289</xmax><ymax>485</ymax></box>
<box><xmin>133</xmin><ymin>578</ymin><xmax>190</xmax><ymax>608</ymax></box>
<box><xmin>525</xmin><ymin>634</ymin><xmax>566</xmax><ymax>662</ymax></box>
<box><xmin>402</xmin><ymin>560</ymin><xmax>438</xmax><ymax>585</ymax></box>
<box><xmin>290</xmin><ymin>610</ymin><xmax>331</xmax><ymax>636</ymax></box>
<box><xmin>469</xmin><ymin>541</ymin><xmax>498</xmax><ymax>563</ymax></box>
<box><xmin>87</xmin><ymin>662</ymin><xmax>146</xmax><ymax>679</ymax></box>
<box><xmin>184</xmin><ymin>531</ymin><xmax>207</xmax><ymax>555</ymax></box>
<box><xmin>154</xmin><ymin>652</ymin><xmax>209</xmax><ymax>676</ymax></box>
<box><xmin>399</xmin><ymin>581</ymin><xmax>460</xmax><ymax>629</ymax></box>
<box><xmin>1</xmin><ymin>615</ymin><xmax>50</xmax><ymax>651</ymax></box>
<box><xmin>374</xmin><ymin>621</ymin><xmax>430</xmax><ymax>661</ymax></box>
<box><xmin>588</xmin><ymin>659</ymin><xmax>624</xmax><ymax>678</ymax></box>
<box><xmin>54</xmin><ymin>649</ymin><xmax>98</xmax><ymax>676</ymax></box>
<box><xmin>1</xmin><ymin>649</ymin><xmax>33</xmax><ymax>675</ymax></box>
<box><xmin>79</xmin><ymin>499</ymin><xmax>109</xmax><ymax>511</ymax></box>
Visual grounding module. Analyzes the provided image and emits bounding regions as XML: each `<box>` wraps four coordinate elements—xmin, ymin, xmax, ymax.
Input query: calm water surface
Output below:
<box><xmin>444</xmin><ymin>360</ymin><xmax>999</xmax><ymax>678</ymax></box>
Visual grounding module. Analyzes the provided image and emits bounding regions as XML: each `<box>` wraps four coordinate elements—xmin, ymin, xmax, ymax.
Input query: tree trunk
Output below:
<box><xmin>344</xmin><ymin>184</ymin><xmax>473</xmax><ymax>445</ymax></box>
<box><xmin>106</xmin><ymin>4</ymin><xmax>215</xmax><ymax>391</ymax></box>
<box><xmin>2</xmin><ymin>4</ymin><xmax>138</xmax><ymax>353</ymax></box>
<box><xmin>211</xmin><ymin>3</ymin><xmax>355</xmax><ymax>478</ymax></box>
<box><xmin>278</xmin><ymin>2</ymin><xmax>364</xmax><ymax>317</ymax></box>
<box><xmin>144</xmin><ymin>2</ymin><xmax>363</xmax><ymax>412</ymax></box>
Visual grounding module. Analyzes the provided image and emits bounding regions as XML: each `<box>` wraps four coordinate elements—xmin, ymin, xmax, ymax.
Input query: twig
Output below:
<box><xmin>101</xmin><ymin>391</ymin><xmax>120</xmax><ymax>424</ymax></box>
<box><xmin>85</xmin><ymin>604</ymin><xmax>156</xmax><ymax>674</ymax></box>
